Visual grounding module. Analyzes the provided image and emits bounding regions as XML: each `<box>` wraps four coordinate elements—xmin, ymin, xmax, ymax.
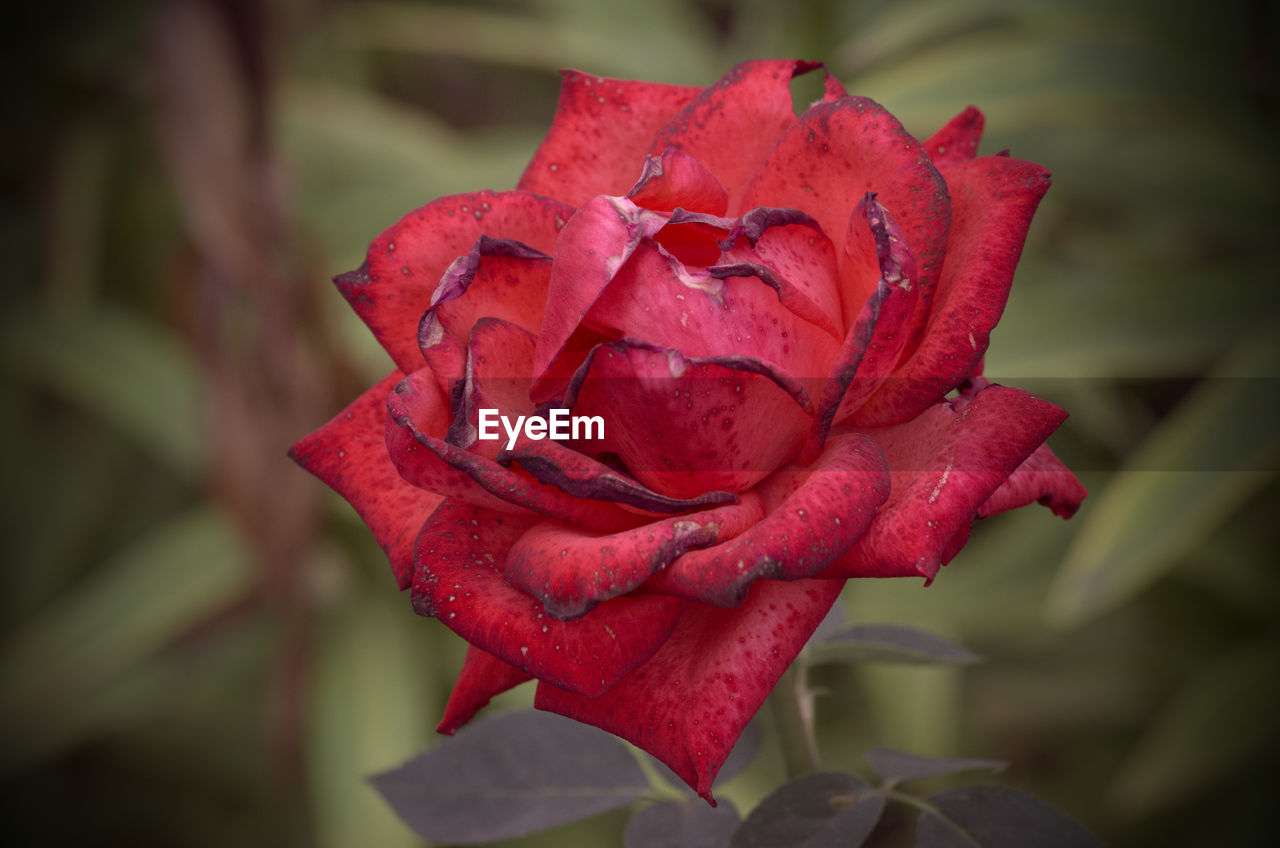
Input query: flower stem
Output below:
<box><xmin>770</xmin><ymin>660</ymin><xmax>821</xmax><ymax>779</ymax></box>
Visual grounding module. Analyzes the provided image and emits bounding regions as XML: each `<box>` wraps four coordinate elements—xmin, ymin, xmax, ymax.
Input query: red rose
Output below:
<box><xmin>291</xmin><ymin>60</ymin><xmax>1085</xmax><ymax>800</ymax></box>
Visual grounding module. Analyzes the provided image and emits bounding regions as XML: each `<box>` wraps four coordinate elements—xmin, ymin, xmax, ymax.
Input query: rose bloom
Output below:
<box><xmin>291</xmin><ymin>60</ymin><xmax>1085</xmax><ymax>800</ymax></box>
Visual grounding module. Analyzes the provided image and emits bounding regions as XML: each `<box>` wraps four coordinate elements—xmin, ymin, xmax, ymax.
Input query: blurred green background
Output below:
<box><xmin>2</xmin><ymin>0</ymin><xmax>1277</xmax><ymax>845</ymax></box>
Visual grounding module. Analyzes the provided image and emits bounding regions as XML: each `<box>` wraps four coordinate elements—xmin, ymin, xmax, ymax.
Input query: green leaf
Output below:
<box><xmin>730</xmin><ymin>772</ymin><xmax>884</xmax><ymax>848</ymax></box>
<box><xmin>0</xmin><ymin>506</ymin><xmax>251</xmax><ymax>770</ymax></box>
<box><xmin>809</xmin><ymin>624</ymin><xmax>981</xmax><ymax>666</ymax></box>
<box><xmin>1046</xmin><ymin>332</ymin><xmax>1280</xmax><ymax>627</ymax></box>
<box><xmin>914</xmin><ymin>785</ymin><xmax>1102</xmax><ymax>847</ymax></box>
<box><xmin>0</xmin><ymin>305</ymin><xmax>204</xmax><ymax>479</ymax></box>
<box><xmin>370</xmin><ymin>709</ymin><xmax>650</xmax><ymax>844</ymax></box>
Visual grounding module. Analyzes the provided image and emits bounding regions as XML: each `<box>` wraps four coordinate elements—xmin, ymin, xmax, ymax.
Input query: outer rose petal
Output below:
<box><xmin>519</xmin><ymin>70</ymin><xmax>701</xmax><ymax>206</ymax></box>
<box><xmin>289</xmin><ymin>371</ymin><xmax>442</xmax><ymax>589</ymax></box>
<box><xmin>978</xmin><ymin>442</ymin><xmax>1087</xmax><ymax>519</ymax></box>
<box><xmin>412</xmin><ymin>500</ymin><xmax>687</xmax><ymax>696</ymax></box>
<box><xmin>340</xmin><ymin>191</ymin><xmax>570</xmax><ymax>373</ymax></box>
<box><xmin>854</xmin><ymin>155</ymin><xmax>1051</xmax><ymax>426</ymax></box>
<box><xmin>648</xmin><ymin>434</ymin><xmax>889</xmax><ymax>606</ymax></box>
<box><xmin>535</xmin><ymin>577</ymin><xmax>843</xmax><ymax>802</ymax></box>
<box><xmin>824</xmin><ymin>384</ymin><xmax>1069</xmax><ymax>581</ymax></box>
<box><xmin>437</xmin><ymin>646</ymin><xmax>532</xmax><ymax>734</ymax></box>
<box><xmin>652</xmin><ymin>59</ymin><xmax>823</xmax><ymax>213</ymax></box>
<box><xmin>741</xmin><ymin>95</ymin><xmax>951</xmax><ymax>338</ymax></box>
<box><xmin>924</xmin><ymin>106</ymin><xmax>985</xmax><ymax>169</ymax></box>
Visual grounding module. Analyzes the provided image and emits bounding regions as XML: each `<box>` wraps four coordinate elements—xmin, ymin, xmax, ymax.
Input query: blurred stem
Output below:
<box><xmin>770</xmin><ymin>660</ymin><xmax>820</xmax><ymax>779</ymax></box>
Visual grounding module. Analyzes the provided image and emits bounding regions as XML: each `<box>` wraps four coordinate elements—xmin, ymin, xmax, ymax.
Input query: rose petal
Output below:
<box><xmin>854</xmin><ymin>155</ymin><xmax>1051</xmax><ymax>426</ymax></box>
<box><xmin>651</xmin><ymin>59</ymin><xmax>825</xmax><ymax>212</ymax></box>
<box><xmin>801</xmin><ymin>196</ymin><xmax>918</xmax><ymax>463</ymax></box>
<box><xmin>717</xmin><ymin>206</ymin><xmax>843</xmax><ymax>338</ymax></box>
<box><xmin>531</xmin><ymin>195</ymin><xmax>667</xmax><ymax>397</ymax></box>
<box><xmin>647</xmin><ymin>434</ymin><xmax>889</xmax><ymax>606</ymax></box>
<box><xmin>564</xmin><ymin>339</ymin><xmax>814</xmax><ymax>498</ymax></box>
<box><xmin>501</xmin><ymin>438</ymin><xmax>739</xmax><ymax>514</ymax></box>
<box><xmin>504</xmin><ymin>500</ymin><xmax>756</xmax><ymax>619</ymax></box>
<box><xmin>978</xmin><ymin>442</ymin><xmax>1087</xmax><ymax>519</ymax></box>
<box><xmin>518</xmin><ymin>70</ymin><xmax>701</xmax><ymax>206</ymax></box>
<box><xmin>412</xmin><ymin>500</ymin><xmax>687</xmax><ymax>696</ymax></box>
<box><xmin>741</xmin><ymin>96</ymin><xmax>951</xmax><ymax>347</ymax></box>
<box><xmin>387</xmin><ymin>368</ymin><xmax>634</xmax><ymax>530</ymax></box>
<box><xmin>627</xmin><ymin>147</ymin><xmax>728</xmax><ymax>216</ymax></box>
<box><xmin>417</xmin><ymin>236</ymin><xmax>552</xmax><ymax>396</ymax></box>
<box><xmin>340</xmin><ymin>191</ymin><xmax>569</xmax><ymax>373</ymax></box>
<box><xmin>823</xmin><ymin>384</ymin><xmax>1069</xmax><ymax>581</ymax></box>
<box><xmin>437</xmin><ymin>646</ymin><xmax>533</xmax><ymax>734</ymax></box>
<box><xmin>535</xmin><ymin>577</ymin><xmax>843</xmax><ymax>801</ymax></box>
<box><xmin>445</xmin><ymin>318</ymin><xmax>538</xmax><ymax>459</ymax></box>
<box><xmin>289</xmin><ymin>371</ymin><xmax>443</xmax><ymax>589</ymax></box>
<box><xmin>581</xmin><ymin>241</ymin><xmax>840</xmax><ymax>387</ymax></box>
<box><xmin>924</xmin><ymin>106</ymin><xmax>985</xmax><ymax>169</ymax></box>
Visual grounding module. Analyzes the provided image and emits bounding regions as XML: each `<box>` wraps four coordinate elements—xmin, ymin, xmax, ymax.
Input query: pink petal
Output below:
<box><xmin>289</xmin><ymin>371</ymin><xmax>443</xmax><ymax>589</ymax></box>
<box><xmin>924</xmin><ymin>106</ymin><xmax>985</xmax><ymax>169</ymax></box>
<box><xmin>581</xmin><ymin>241</ymin><xmax>840</xmax><ymax>388</ymax></box>
<box><xmin>386</xmin><ymin>368</ymin><xmax>633</xmax><ymax>531</ymax></box>
<box><xmin>801</xmin><ymin>196</ymin><xmax>918</xmax><ymax>463</ymax></box>
<box><xmin>853</xmin><ymin>155</ymin><xmax>1051</xmax><ymax>426</ymax></box>
<box><xmin>978</xmin><ymin>442</ymin><xmax>1087</xmax><ymax>519</ymax></box>
<box><xmin>741</xmin><ymin>96</ymin><xmax>951</xmax><ymax>347</ymax></box>
<box><xmin>437</xmin><ymin>646</ymin><xmax>532</xmax><ymax>734</ymax></box>
<box><xmin>651</xmin><ymin>59</ymin><xmax>825</xmax><ymax>212</ymax></box>
<box><xmin>518</xmin><ymin>70</ymin><xmax>701</xmax><ymax>206</ymax></box>
<box><xmin>504</xmin><ymin>500</ymin><xmax>755</xmax><ymax>620</ymax></box>
<box><xmin>824</xmin><ymin>384</ymin><xmax>1069</xmax><ymax>581</ymax></box>
<box><xmin>718</xmin><ymin>206</ymin><xmax>843</xmax><ymax>338</ymax></box>
<box><xmin>341</xmin><ymin>191</ymin><xmax>570</xmax><ymax>373</ymax></box>
<box><xmin>531</xmin><ymin>195</ymin><xmax>667</xmax><ymax>396</ymax></box>
<box><xmin>627</xmin><ymin>147</ymin><xmax>729</xmax><ymax>215</ymax></box>
<box><xmin>412</xmin><ymin>500</ymin><xmax>687</xmax><ymax>696</ymax></box>
<box><xmin>647</xmin><ymin>434</ymin><xmax>889</xmax><ymax>605</ymax></box>
<box><xmin>535</xmin><ymin>576</ymin><xmax>844</xmax><ymax>801</ymax></box>
<box><xmin>564</xmin><ymin>339</ymin><xmax>814</xmax><ymax>498</ymax></box>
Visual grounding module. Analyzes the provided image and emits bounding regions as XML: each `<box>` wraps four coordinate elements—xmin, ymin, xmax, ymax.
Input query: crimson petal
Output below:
<box><xmin>437</xmin><ymin>646</ymin><xmax>532</xmax><ymax>734</ymax></box>
<box><xmin>535</xmin><ymin>577</ymin><xmax>843</xmax><ymax>801</ymax></box>
<box><xmin>501</xmin><ymin>438</ymin><xmax>738</xmax><ymax>514</ymax></box>
<box><xmin>924</xmin><ymin>106</ymin><xmax>985</xmax><ymax>170</ymax></box>
<box><xmin>445</xmin><ymin>318</ymin><xmax>538</xmax><ymax>459</ymax></box>
<box><xmin>564</xmin><ymin>339</ymin><xmax>814</xmax><ymax>498</ymax></box>
<box><xmin>741</xmin><ymin>96</ymin><xmax>951</xmax><ymax>348</ymax></box>
<box><xmin>505</xmin><ymin>500</ymin><xmax>755</xmax><ymax>620</ymax></box>
<box><xmin>519</xmin><ymin>70</ymin><xmax>701</xmax><ymax>206</ymax></box>
<box><xmin>978</xmin><ymin>442</ymin><xmax>1087</xmax><ymax>519</ymax></box>
<box><xmin>647</xmin><ymin>434</ymin><xmax>889</xmax><ymax>606</ymax></box>
<box><xmin>412</xmin><ymin>500</ymin><xmax>686</xmax><ymax>696</ymax></box>
<box><xmin>341</xmin><ymin>191</ymin><xmax>569</xmax><ymax>373</ymax></box>
<box><xmin>289</xmin><ymin>371</ymin><xmax>443</xmax><ymax>589</ymax></box>
<box><xmin>824</xmin><ymin>384</ymin><xmax>1069</xmax><ymax>581</ymax></box>
<box><xmin>651</xmin><ymin>59</ymin><xmax>825</xmax><ymax>212</ymax></box>
<box><xmin>854</xmin><ymin>155</ymin><xmax>1051</xmax><ymax>426</ymax></box>
<box><xmin>387</xmin><ymin>369</ymin><xmax>633</xmax><ymax>531</ymax></box>
<box><xmin>627</xmin><ymin>147</ymin><xmax>728</xmax><ymax>216</ymax></box>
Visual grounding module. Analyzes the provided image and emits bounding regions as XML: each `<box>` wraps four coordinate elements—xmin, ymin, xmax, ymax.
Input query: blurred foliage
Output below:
<box><xmin>1</xmin><ymin>0</ymin><xmax>1277</xmax><ymax>845</ymax></box>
